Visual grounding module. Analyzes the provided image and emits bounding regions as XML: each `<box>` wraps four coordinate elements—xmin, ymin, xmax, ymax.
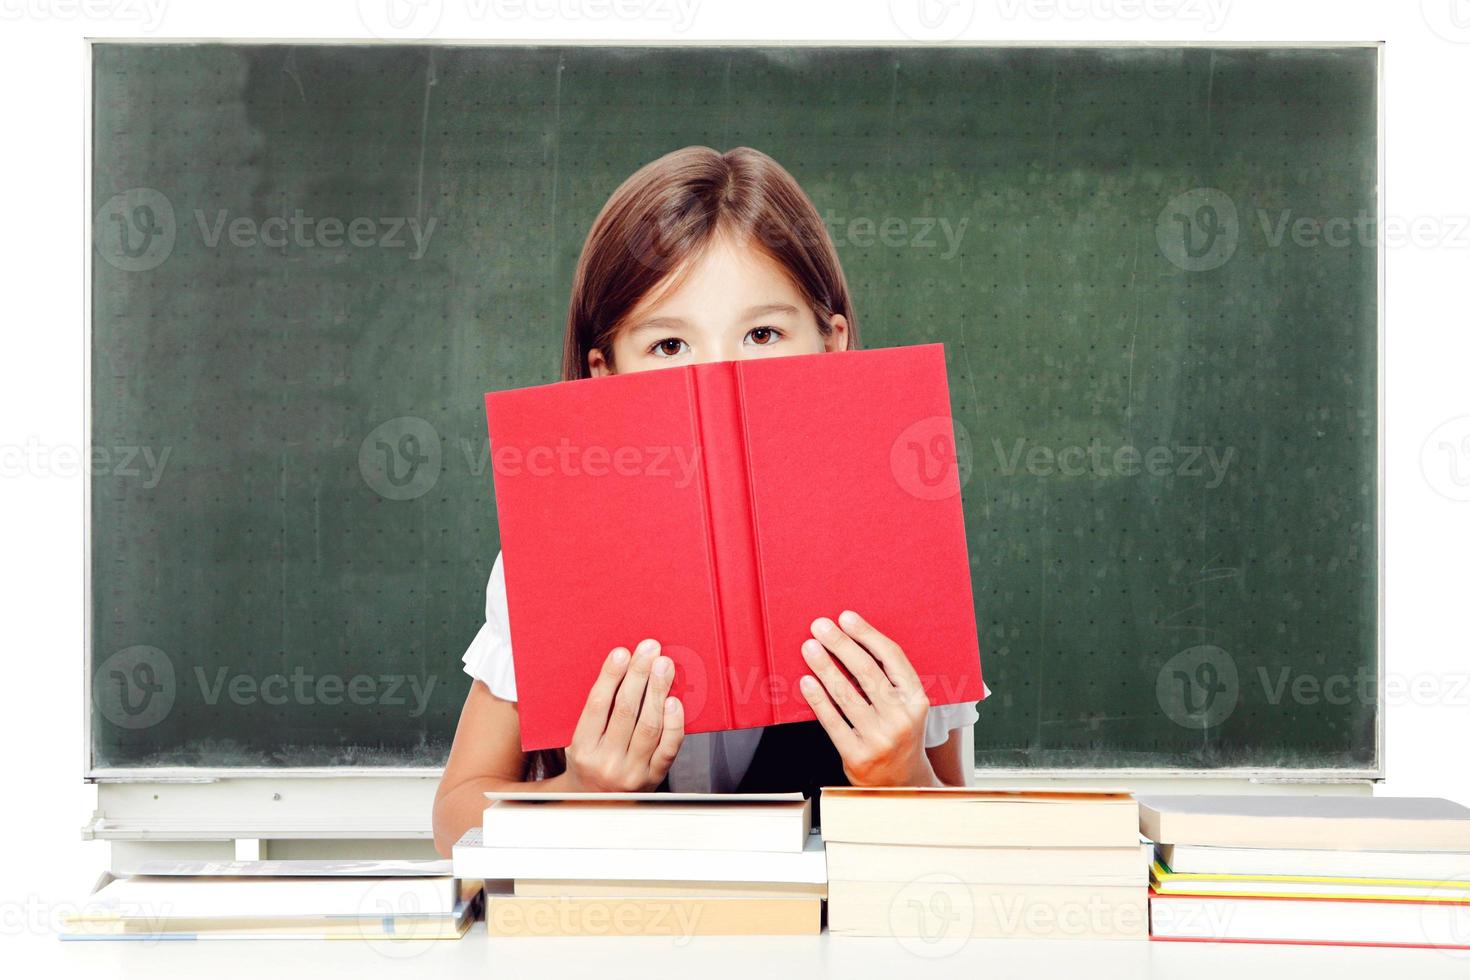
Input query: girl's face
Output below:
<box><xmin>588</xmin><ymin>231</ymin><xmax>849</xmax><ymax>377</ymax></box>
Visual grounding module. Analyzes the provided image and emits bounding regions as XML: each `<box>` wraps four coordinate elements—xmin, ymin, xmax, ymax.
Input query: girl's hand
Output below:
<box><xmin>563</xmin><ymin>639</ymin><xmax>685</xmax><ymax>792</ymax></box>
<box><xmin>798</xmin><ymin>610</ymin><xmax>938</xmax><ymax>787</ymax></box>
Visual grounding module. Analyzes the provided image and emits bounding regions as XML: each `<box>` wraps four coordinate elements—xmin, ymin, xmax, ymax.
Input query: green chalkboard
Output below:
<box><xmin>90</xmin><ymin>44</ymin><xmax>1379</xmax><ymax>772</ymax></box>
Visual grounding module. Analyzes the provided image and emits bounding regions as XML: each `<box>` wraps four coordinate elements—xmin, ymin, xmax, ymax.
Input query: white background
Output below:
<box><xmin>0</xmin><ymin>0</ymin><xmax>1466</xmax><ymax>963</ymax></box>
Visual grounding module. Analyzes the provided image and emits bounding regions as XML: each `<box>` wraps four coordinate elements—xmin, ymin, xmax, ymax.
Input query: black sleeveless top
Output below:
<box><xmin>659</xmin><ymin>721</ymin><xmax>850</xmax><ymax>827</ymax></box>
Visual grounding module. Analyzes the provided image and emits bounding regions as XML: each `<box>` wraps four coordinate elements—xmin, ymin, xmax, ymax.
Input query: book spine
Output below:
<box><xmin>691</xmin><ymin>363</ymin><xmax>773</xmax><ymax>729</ymax></box>
<box><xmin>733</xmin><ymin>362</ymin><xmax>782</xmax><ymax>724</ymax></box>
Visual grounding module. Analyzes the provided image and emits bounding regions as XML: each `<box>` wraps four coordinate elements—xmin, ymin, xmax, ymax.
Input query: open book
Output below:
<box><xmin>484</xmin><ymin>344</ymin><xmax>984</xmax><ymax>750</ymax></box>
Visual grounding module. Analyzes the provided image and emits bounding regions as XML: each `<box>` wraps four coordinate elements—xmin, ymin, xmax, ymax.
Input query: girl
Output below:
<box><xmin>433</xmin><ymin>146</ymin><xmax>982</xmax><ymax>856</ymax></box>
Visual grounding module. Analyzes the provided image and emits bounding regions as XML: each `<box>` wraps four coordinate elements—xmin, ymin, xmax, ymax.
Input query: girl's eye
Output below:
<box><xmin>746</xmin><ymin>326</ymin><xmax>783</xmax><ymax>346</ymax></box>
<box><xmin>649</xmin><ymin>338</ymin><xmax>689</xmax><ymax>358</ymax></box>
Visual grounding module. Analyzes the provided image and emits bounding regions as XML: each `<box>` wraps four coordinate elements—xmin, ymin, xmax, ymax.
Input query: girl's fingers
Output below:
<box><xmin>799</xmin><ymin>674</ymin><xmax>860</xmax><ymax>758</ymax></box>
<box><xmin>648</xmin><ymin>696</ymin><xmax>685</xmax><ymax>777</ymax></box>
<box><xmin>800</xmin><ymin>638</ymin><xmax>876</xmax><ymax>726</ymax></box>
<box><xmin>809</xmin><ymin>617</ymin><xmax>894</xmax><ymax>704</ymax></box>
<box><xmin>836</xmin><ymin>610</ymin><xmax>922</xmax><ymax>690</ymax></box>
<box><xmin>572</xmin><ymin>646</ymin><xmax>631</xmax><ymax>746</ymax></box>
<box><xmin>628</xmin><ymin>654</ymin><xmax>675</xmax><ymax>761</ymax></box>
<box><xmin>604</xmin><ymin>639</ymin><xmax>658</xmax><ymax>750</ymax></box>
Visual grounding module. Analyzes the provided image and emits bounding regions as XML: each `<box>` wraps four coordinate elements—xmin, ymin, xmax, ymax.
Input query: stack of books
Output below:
<box><xmin>61</xmin><ymin>859</ymin><xmax>478</xmax><ymax>941</ymax></box>
<box><xmin>452</xmin><ymin>791</ymin><xmax>825</xmax><ymax>937</ymax></box>
<box><xmin>1143</xmin><ymin>795</ymin><xmax>1470</xmax><ymax>950</ymax></box>
<box><xmin>820</xmin><ymin>787</ymin><xmax>1150</xmax><ymax>940</ymax></box>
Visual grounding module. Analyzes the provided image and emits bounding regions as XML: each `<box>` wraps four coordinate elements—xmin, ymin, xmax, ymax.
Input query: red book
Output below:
<box><xmin>484</xmin><ymin>344</ymin><xmax>984</xmax><ymax>751</ymax></box>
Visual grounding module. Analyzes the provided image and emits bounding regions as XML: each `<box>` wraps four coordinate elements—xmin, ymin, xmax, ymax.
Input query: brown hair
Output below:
<box><xmin>560</xmin><ymin>145</ymin><xmax>859</xmax><ymax>381</ymax></box>
<box><xmin>528</xmin><ymin>146</ymin><xmax>857</xmax><ymax>782</ymax></box>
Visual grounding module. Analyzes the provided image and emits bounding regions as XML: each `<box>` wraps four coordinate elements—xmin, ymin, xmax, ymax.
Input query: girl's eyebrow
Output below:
<box><xmin>742</xmin><ymin>303</ymin><xmax>799</xmax><ymax>319</ymax></box>
<box><xmin>625</xmin><ymin>303</ymin><xmax>799</xmax><ymax>335</ymax></box>
<box><xmin>625</xmin><ymin>316</ymin><xmax>689</xmax><ymax>335</ymax></box>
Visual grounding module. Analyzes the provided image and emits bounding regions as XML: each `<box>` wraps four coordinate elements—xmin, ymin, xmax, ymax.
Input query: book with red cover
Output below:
<box><xmin>483</xmin><ymin>344</ymin><xmax>984</xmax><ymax>751</ymax></box>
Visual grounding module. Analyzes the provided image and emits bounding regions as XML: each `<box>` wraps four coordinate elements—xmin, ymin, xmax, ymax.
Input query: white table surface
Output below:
<box><xmin>21</xmin><ymin>924</ymin><xmax>1470</xmax><ymax>980</ymax></box>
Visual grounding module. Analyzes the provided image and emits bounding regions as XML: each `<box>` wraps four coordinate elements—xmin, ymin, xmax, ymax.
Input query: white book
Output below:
<box><xmin>827</xmin><ymin>881</ymin><xmax>1148</xmax><ymax>940</ymax></box>
<box><xmin>453</xmin><ymin>827</ymin><xmax>827</xmax><ymax>883</ymax></box>
<box><xmin>72</xmin><ymin>874</ymin><xmax>461</xmax><ymax>921</ymax></box>
<box><xmin>481</xmin><ymin>791</ymin><xmax>811</xmax><ymax>852</ymax></box>
<box><xmin>820</xmin><ymin>787</ymin><xmax>1140</xmax><ymax>848</ymax></box>
<box><xmin>61</xmin><ymin>898</ymin><xmax>477</xmax><ymax>941</ymax></box>
<box><xmin>826</xmin><ymin>841</ymin><xmax>1150</xmax><ymax>886</ymax></box>
<box><xmin>1139</xmin><ymin>795</ymin><xmax>1470</xmax><ymax>850</ymax></box>
<box><xmin>1151</xmin><ymin>893</ymin><xmax>1470</xmax><ymax>948</ymax></box>
<box><xmin>1159</xmin><ymin>842</ymin><xmax>1470</xmax><ymax>879</ymax></box>
<box><xmin>132</xmin><ymin>859</ymin><xmax>451</xmax><ymax>878</ymax></box>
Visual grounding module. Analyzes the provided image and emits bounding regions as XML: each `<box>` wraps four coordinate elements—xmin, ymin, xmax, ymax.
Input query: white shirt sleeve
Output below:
<box><xmin>922</xmin><ymin>689</ymin><xmax>985</xmax><ymax>749</ymax></box>
<box><xmin>461</xmin><ymin>552</ymin><xmax>519</xmax><ymax>702</ymax></box>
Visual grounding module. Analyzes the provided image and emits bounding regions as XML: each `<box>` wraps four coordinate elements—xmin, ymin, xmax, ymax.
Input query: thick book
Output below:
<box><xmin>825</xmin><ymin>841</ymin><xmax>1150</xmax><ymax>886</ymax></box>
<box><xmin>512</xmin><ymin>880</ymin><xmax>826</xmax><ymax>899</ymax></box>
<box><xmin>453</xmin><ymin>827</ymin><xmax>827</xmax><ymax>883</ymax></box>
<box><xmin>1138</xmin><ymin>795</ymin><xmax>1470</xmax><ymax>851</ymax></box>
<box><xmin>818</xmin><ymin>787</ymin><xmax>1141</xmax><ymax>848</ymax></box>
<box><xmin>484</xmin><ymin>344</ymin><xmax>984</xmax><ymax>750</ymax></box>
<box><xmin>480</xmin><ymin>791</ymin><xmax>812</xmax><ymax>852</ymax></box>
<box><xmin>826</xmin><ymin>881</ymin><xmax>1148</xmax><ymax>940</ymax></box>
<box><xmin>1149</xmin><ymin>892</ymin><xmax>1470</xmax><ymax>949</ymax></box>
<box><xmin>484</xmin><ymin>893</ymin><xmax>822</xmax><ymax>937</ymax></box>
<box><xmin>1158</xmin><ymin>842</ymin><xmax>1470</xmax><ymax>880</ymax></box>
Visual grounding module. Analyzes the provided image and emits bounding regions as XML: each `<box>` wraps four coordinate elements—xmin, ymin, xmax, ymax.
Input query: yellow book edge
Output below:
<box><xmin>1151</xmin><ymin>861</ymin><xmax>1470</xmax><ymax>903</ymax></box>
